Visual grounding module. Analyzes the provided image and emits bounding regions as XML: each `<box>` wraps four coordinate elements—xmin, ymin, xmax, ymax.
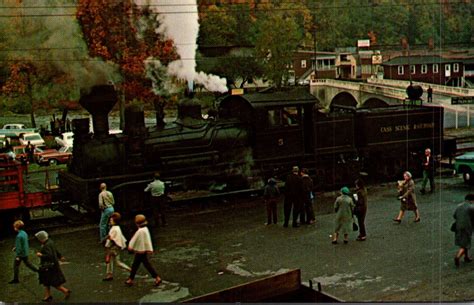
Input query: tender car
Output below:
<box><xmin>19</xmin><ymin>132</ymin><xmax>45</xmax><ymax>147</ymax></box>
<box><xmin>454</xmin><ymin>152</ymin><xmax>474</xmax><ymax>184</ymax></box>
<box><xmin>55</xmin><ymin>132</ymin><xmax>74</xmax><ymax>148</ymax></box>
<box><xmin>37</xmin><ymin>146</ymin><xmax>73</xmax><ymax>166</ymax></box>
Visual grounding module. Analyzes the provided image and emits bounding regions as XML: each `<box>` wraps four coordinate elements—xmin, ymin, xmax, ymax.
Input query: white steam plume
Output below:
<box><xmin>136</xmin><ymin>0</ymin><xmax>227</xmax><ymax>93</ymax></box>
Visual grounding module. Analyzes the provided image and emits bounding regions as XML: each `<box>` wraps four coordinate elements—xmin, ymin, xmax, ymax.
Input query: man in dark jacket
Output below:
<box><xmin>453</xmin><ymin>194</ymin><xmax>474</xmax><ymax>267</ymax></box>
<box><xmin>284</xmin><ymin>166</ymin><xmax>303</xmax><ymax>228</ymax></box>
<box><xmin>420</xmin><ymin>148</ymin><xmax>435</xmax><ymax>194</ymax></box>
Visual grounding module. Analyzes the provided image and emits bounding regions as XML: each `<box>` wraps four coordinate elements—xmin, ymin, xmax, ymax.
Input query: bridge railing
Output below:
<box><xmin>367</xmin><ymin>78</ymin><xmax>474</xmax><ymax>97</ymax></box>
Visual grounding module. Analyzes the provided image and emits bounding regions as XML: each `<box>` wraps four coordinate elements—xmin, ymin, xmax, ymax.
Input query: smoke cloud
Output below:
<box><xmin>136</xmin><ymin>0</ymin><xmax>227</xmax><ymax>93</ymax></box>
<box><xmin>1</xmin><ymin>2</ymin><xmax>120</xmax><ymax>93</ymax></box>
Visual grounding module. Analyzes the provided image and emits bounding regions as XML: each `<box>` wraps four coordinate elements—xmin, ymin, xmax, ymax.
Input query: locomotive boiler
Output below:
<box><xmin>59</xmin><ymin>85</ymin><xmax>249</xmax><ymax>215</ymax></box>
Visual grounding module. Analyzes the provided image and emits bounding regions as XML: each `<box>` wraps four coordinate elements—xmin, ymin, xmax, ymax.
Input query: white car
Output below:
<box><xmin>55</xmin><ymin>132</ymin><xmax>74</xmax><ymax>147</ymax></box>
<box><xmin>19</xmin><ymin>132</ymin><xmax>45</xmax><ymax>147</ymax></box>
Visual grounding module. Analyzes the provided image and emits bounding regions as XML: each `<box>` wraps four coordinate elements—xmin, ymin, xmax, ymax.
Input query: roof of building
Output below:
<box><xmin>383</xmin><ymin>55</ymin><xmax>462</xmax><ymax>66</ymax></box>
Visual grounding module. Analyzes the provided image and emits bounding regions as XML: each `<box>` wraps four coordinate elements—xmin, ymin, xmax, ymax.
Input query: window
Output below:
<box><xmin>454</xmin><ymin>63</ymin><xmax>459</xmax><ymax>72</ymax></box>
<box><xmin>433</xmin><ymin>64</ymin><xmax>439</xmax><ymax>73</ymax></box>
<box><xmin>301</xmin><ymin>60</ymin><xmax>307</xmax><ymax>68</ymax></box>
<box><xmin>267</xmin><ymin>107</ymin><xmax>299</xmax><ymax>128</ymax></box>
<box><xmin>398</xmin><ymin>65</ymin><xmax>404</xmax><ymax>75</ymax></box>
<box><xmin>410</xmin><ymin>65</ymin><xmax>416</xmax><ymax>74</ymax></box>
<box><xmin>283</xmin><ymin>107</ymin><xmax>299</xmax><ymax>126</ymax></box>
<box><xmin>421</xmin><ymin>64</ymin><xmax>427</xmax><ymax>74</ymax></box>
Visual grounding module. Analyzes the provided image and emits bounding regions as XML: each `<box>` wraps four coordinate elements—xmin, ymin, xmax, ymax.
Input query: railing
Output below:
<box><xmin>367</xmin><ymin>78</ymin><xmax>474</xmax><ymax>96</ymax></box>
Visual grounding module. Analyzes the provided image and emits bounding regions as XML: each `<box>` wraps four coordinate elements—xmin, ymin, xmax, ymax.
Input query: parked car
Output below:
<box><xmin>454</xmin><ymin>152</ymin><xmax>474</xmax><ymax>184</ymax></box>
<box><xmin>19</xmin><ymin>132</ymin><xmax>45</xmax><ymax>147</ymax></box>
<box><xmin>0</xmin><ymin>124</ymin><xmax>37</xmax><ymax>138</ymax></box>
<box><xmin>0</xmin><ymin>135</ymin><xmax>6</xmax><ymax>151</ymax></box>
<box><xmin>55</xmin><ymin>132</ymin><xmax>74</xmax><ymax>148</ymax></box>
<box><xmin>11</xmin><ymin>145</ymin><xmax>55</xmax><ymax>163</ymax></box>
<box><xmin>37</xmin><ymin>146</ymin><xmax>73</xmax><ymax>166</ymax></box>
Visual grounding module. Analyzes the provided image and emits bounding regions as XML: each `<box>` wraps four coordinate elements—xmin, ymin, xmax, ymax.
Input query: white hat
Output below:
<box><xmin>35</xmin><ymin>230</ymin><xmax>49</xmax><ymax>242</ymax></box>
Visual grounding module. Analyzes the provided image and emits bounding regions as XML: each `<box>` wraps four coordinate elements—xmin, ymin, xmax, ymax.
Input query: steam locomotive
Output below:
<box><xmin>58</xmin><ymin>85</ymin><xmax>446</xmax><ymax>215</ymax></box>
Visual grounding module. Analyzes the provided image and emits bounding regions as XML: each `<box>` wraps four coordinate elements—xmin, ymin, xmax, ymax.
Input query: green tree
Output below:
<box><xmin>197</xmin><ymin>2</ymin><xmax>262</xmax><ymax>88</ymax></box>
<box><xmin>255</xmin><ymin>13</ymin><xmax>303</xmax><ymax>88</ymax></box>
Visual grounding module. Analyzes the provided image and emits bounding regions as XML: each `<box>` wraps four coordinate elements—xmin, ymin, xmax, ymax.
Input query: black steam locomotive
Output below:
<box><xmin>59</xmin><ymin>85</ymin><xmax>446</xmax><ymax>215</ymax></box>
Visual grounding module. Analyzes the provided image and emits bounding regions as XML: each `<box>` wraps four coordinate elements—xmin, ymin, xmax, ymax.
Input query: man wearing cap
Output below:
<box><xmin>284</xmin><ymin>166</ymin><xmax>303</xmax><ymax>228</ymax></box>
<box><xmin>144</xmin><ymin>172</ymin><xmax>167</xmax><ymax>227</ymax></box>
<box><xmin>98</xmin><ymin>183</ymin><xmax>115</xmax><ymax>242</ymax></box>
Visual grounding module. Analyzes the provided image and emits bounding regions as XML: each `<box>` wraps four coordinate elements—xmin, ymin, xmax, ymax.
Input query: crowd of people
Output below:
<box><xmin>7</xmin><ymin>178</ymin><xmax>166</xmax><ymax>302</ymax></box>
<box><xmin>7</xmin><ymin>148</ymin><xmax>474</xmax><ymax>301</ymax></box>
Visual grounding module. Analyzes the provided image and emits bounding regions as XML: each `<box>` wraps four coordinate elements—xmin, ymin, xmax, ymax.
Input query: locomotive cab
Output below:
<box><xmin>219</xmin><ymin>87</ymin><xmax>317</xmax><ymax>176</ymax></box>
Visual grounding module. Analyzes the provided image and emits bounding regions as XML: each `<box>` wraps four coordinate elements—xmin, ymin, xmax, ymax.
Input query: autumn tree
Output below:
<box><xmin>76</xmin><ymin>0</ymin><xmax>178</xmax><ymax>127</ymax></box>
<box><xmin>0</xmin><ymin>0</ymin><xmax>82</xmax><ymax>127</ymax></box>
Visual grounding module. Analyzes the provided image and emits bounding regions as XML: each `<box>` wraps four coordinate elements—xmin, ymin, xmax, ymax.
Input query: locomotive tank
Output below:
<box><xmin>59</xmin><ymin>85</ymin><xmax>249</xmax><ymax>215</ymax></box>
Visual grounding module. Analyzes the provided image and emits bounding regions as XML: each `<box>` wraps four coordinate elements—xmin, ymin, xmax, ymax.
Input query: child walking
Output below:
<box><xmin>103</xmin><ymin>212</ymin><xmax>131</xmax><ymax>281</ymax></box>
<box><xmin>9</xmin><ymin>220</ymin><xmax>38</xmax><ymax>284</ymax></box>
<box><xmin>125</xmin><ymin>214</ymin><xmax>162</xmax><ymax>287</ymax></box>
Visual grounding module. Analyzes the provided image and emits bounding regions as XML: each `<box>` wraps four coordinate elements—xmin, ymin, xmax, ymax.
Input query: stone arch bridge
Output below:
<box><xmin>309</xmin><ymin>78</ymin><xmax>474</xmax><ymax>110</ymax></box>
<box><xmin>310</xmin><ymin>79</ymin><xmax>411</xmax><ymax>109</ymax></box>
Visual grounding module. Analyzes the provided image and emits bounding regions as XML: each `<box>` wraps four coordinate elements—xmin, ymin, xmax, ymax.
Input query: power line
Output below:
<box><xmin>0</xmin><ymin>0</ymin><xmax>471</xmax><ymax>17</ymax></box>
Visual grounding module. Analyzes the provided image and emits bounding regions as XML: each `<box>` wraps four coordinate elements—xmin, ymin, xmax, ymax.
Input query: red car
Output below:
<box><xmin>12</xmin><ymin>145</ymin><xmax>55</xmax><ymax>163</ymax></box>
<box><xmin>37</xmin><ymin>146</ymin><xmax>73</xmax><ymax>166</ymax></box>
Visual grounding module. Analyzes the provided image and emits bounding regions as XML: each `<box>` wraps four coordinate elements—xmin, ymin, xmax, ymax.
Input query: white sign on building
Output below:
<box><xmin>357</xmin><ymin>39</ymin><xmax>370</xmax><ymax>48</ymax></box>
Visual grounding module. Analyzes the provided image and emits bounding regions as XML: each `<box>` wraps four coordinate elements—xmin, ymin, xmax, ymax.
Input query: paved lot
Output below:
<box><xmin>1</xmin><ymin>174</ymin><xmax>473</xmax><ymax>303</ymax></box>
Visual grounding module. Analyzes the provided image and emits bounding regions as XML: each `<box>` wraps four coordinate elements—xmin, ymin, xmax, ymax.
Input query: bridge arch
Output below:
<box><xmin>361</xmin><ymin>94</ymin><xmax>396</xmax><ymax>108</ymax></box>
<box><xmin>361</xmin><ymin>97</ymin><xmax>390</xmax><ymax>108</ymax></box>
<box><xmin>329</xmin><ymin>92</ymin><xmax>357</xmax><ymax>109</ymax></box>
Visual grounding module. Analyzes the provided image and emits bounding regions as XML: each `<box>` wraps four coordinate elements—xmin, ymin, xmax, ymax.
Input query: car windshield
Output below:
<box><xmin>59</xmin><ymin>146</ymin><xmax>70</xmax><ymax>153</ymax></box>
<box><xmin>26</xmin><ymin>135</ymin><xmax>41</xmax><ymax>141</ymax></box>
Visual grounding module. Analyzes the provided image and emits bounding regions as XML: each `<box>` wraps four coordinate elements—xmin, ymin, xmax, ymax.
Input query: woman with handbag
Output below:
<box><xmin>393</xmin><ymin>171</ymin><xmax>420</xmax><ymax>223</ymax></box>
<box><xmin>332</xmin><ymin>187</ymin><xmax>355</xmax><ymax>244</ymax></box>
<box><xmin>35</xmin><ymin>231</ymin><xmax>71</xmax><ymax>302</ymax></box>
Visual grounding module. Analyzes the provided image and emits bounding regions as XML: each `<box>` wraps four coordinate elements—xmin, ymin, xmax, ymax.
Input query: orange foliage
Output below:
<box><xmin>1</xmin><ymin>62</ymin><xmax>35</xmax><ymax>96</ymax></box>
<box><xmin>76</xmin><ymin>0</ymin><xmax>178</xmax><ymax>102</ymax></box>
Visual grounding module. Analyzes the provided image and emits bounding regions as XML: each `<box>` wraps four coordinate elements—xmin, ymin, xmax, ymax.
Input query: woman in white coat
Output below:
<box><xmin>124</xmin><ymin>214</ymin><xmax>162</xmax><ymax>286</ymax></box>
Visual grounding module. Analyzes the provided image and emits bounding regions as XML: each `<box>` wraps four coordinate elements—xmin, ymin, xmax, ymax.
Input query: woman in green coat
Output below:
<box><xmin>332</xmin><ymin>187</ymin><xmax>355</xmax><ymax>244</ymax></box>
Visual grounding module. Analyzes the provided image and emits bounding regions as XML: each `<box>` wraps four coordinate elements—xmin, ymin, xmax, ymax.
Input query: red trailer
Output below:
<box><xmin>0</xmin><ymin>154</ymin><xmax>53</xmax><ymax>235</ymax></box>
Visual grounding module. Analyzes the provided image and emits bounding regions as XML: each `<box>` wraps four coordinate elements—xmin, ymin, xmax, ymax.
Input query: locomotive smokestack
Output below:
<box><xmin>79</xmin><ymin>85</ymin><xmax>117</xmax><ymax>139</ymax></box>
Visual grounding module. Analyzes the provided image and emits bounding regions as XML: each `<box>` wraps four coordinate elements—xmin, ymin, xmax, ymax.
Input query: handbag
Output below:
<box><xmin>450</xmin><ymin>222</ymin><xmax>456</xmax><ymax>232</ymax></box>
<box><xmin>39</xmin><ymin>261</ymin><xmax>55</xmax><ymax>272</ymax></box>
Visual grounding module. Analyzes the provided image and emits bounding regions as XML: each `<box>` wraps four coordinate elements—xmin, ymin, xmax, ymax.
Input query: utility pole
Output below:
<box><xmin>313</xmin><ymin>25</ymin><xmax>317</xmax><ymax>80</ymax></box>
